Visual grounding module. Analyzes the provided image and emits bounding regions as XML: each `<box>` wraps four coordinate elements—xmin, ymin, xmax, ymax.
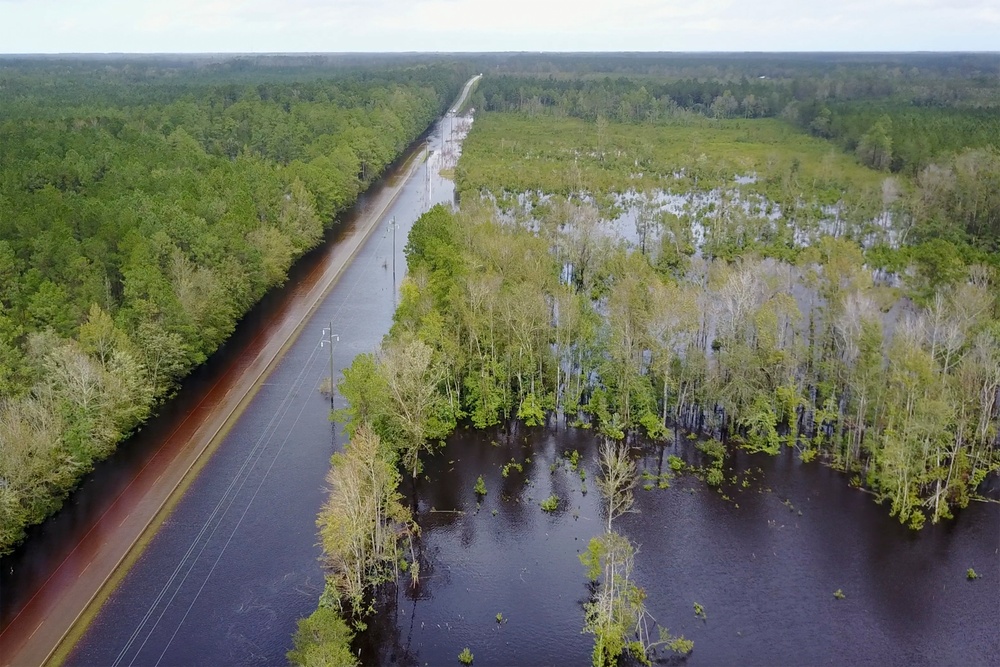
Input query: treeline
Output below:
<box><xmin>472</xmin><ymin>64</ymin><xmax>1000</xmax><ymax>132</ymax></box>
<box><xmin>289</xmin><ymin>249</ymin><xmax>464</xmax><ymax>664</ymax></box>
<box><xmin>472</xmin><ymin>52</ymin><xmax>1000</xmax><ymax>119</ymax></box>
<box><xmin>288</xmin><ymin>322</ymin><xmax>454</xmax><ymax>664</ymax></box>
<box><xmin>479</xmin><ymin>52</ymin><xmax>999</xmax><ymax>101</ymax></box>
<box><xmin>369</xmin><ymin>203</ymin><xmax>998</xmax><ymax>530</ymax></box>
<box><xmin>0</xmin><ymin>55</ymin><xmax>467</xmax><ymax>116</ymax></box>
<box><xmin>0</xmin><ymin>59</ymin><xmax>469</xmax><ymax>555</ymax></box>
<box><xmin>474</xmin><ymin>73</ymin><xmax>790</xmax><ymax>121</ymax></box>
<box><xmin>791</xmin><ymin>102</ymin><xmax>1000</xmax><ymax>170</ymax></box>
<box><xmin>792</xmin><ymin>104</ymin><xmax>1000</xmax><ymax>251</ymax></box>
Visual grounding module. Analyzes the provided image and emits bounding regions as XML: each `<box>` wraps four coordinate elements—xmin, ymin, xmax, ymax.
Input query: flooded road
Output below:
<box><xmin>0</xmin><ymin>76</ymin><xmax>479</xmax><ymax>667</ymax></box>
<box><xmin>5</xmin><ymin>70</ymin><xmax>992</xmax><ymax>667</ymax></box>
<box><xmin>361</xmin><ymin>427</ymin><xmax>999</xmax><ymax>666</ymax></box>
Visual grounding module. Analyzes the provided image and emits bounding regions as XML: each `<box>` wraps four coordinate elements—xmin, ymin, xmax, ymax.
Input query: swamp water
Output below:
<box><xmin>360</xmin><ymin>424</ymin><xmax>999</xmax><ymax>666</ymax></box>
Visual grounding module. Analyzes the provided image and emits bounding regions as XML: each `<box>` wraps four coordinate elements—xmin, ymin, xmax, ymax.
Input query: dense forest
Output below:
<box><xmin>0</xmin><ymin>57</ymin><xmax>470</xmax><ymax>555</ymax></box>
<box><xmin>294</xmin><ymin>54</ymin><xmax>999</xmax><ymax>666</ymax></box>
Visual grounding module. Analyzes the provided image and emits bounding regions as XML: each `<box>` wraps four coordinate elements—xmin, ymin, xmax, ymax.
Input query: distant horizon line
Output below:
<box><xmin>3</xmin><ymin>50</ymin><xmax>999</xmax><ymax>57</ymax></box>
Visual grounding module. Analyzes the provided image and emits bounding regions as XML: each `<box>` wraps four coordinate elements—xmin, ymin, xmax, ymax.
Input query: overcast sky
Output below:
<box><xmin>1</xmin><ymin>0</ymin><xmax>998</xmax><ymax>54</ymax></box>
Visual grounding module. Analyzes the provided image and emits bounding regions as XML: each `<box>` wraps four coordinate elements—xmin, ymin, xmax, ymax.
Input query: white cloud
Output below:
<box><xmin>0</xmin><ymin>0</ymin><xmax>996</xmax><ymax>52</ymax></box>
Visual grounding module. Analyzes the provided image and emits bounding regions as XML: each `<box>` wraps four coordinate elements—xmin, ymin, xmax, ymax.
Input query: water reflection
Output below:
<box><xmin>362</xmin><ymin>426</ymin><xmax>999</xmax><ymax>666</ymax></box>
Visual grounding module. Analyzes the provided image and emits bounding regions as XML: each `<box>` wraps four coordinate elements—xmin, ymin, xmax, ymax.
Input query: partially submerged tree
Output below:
<box><xmin>596</xmin><ymin>438</ymin><xmax>636</xmax><ymax>532</ymax></box>
<box><xmin>581</xmin><ymin>435</ymin><xmax>692</xmax><ymax>664</ymax></box>
<box><xmin>318</xmin><ymin>423</ymin><xmax>414</xmax><ymax>613</ymax></box>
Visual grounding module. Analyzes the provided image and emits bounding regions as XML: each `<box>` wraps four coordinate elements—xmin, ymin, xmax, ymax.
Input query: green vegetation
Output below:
<box><xmin>834</xmin><ymin>589</ymin><xmax>846</xmax><ymax>600</ymax></box>
<box><xmin>474</xmin><ymin>475</ymin><xmax>487</xmax><ymax>496</ymax></box>
<box><xmin>464</xmin><ymin>56</ymin><xmax>1000</xmax><ymax>254</ymax></box>
<box><xmin>458</xmin><ymin>647</ymin><xmax>474</xmax><ymax>664</ymax></box>
<box><xmin>697</xmin><ymin>440</ymin><xmax>727</xmax><ymax>488</ymax></box>
<box><xmin>471</xmin><ymin>55</ymin><xmax>999</xmax><ymax>145</ymax></box>
<box><xmin>967</xmin><ymin>568</ymin><xmax>979</xmax><ymax>580</ymax></box>
<box><xmin>666</xmin><ymin>633</ymin><xmax>695</xmax><ymax>655</ymax></box>
<box><xmin>317</xmin><ymin>424</ymin><xmax>414</xmax><ymax>612</ymax></box>
<box><xmin>292</xmin><ymin>420</ymin><xmax>422</xmax><ymax>664</ymax></box>
<box><xmin>580</xmin><ymin>532</ymin><xmax>651</xmax><ymax>667</ymax></box>
<box><xmin>335</xmin><ymin>334</ymin><xmax>458</xmax><ymax>480</ymax></box>
<box><xmin>287</xmin><ymin>606</ymin><xmax>358</xmax><ymax>667</ymax></box>
<box><xmin>381</xmin><ymin>186</ymin><xmax>998</xmax><ymax>528</ymax></box>
<box><xmin>459</xmin><ymin>113</ymin><xmax>882</xmax><ymax>209</ymax></box>
<box><xmin>471</xmin><ymin>54</ymin><xmax>1000</xmax><ymax>200</ymax></box>
<box><xmin>501</xmin><ymin>460</ymin><xmax>524</xmax><ymax>477</ymax></box>
<box><xmin>565</xmin><ymin>449</ymin><xmax>582</xmax><ymax>470</ymax></box>
<box><xmin>450</xmin><ymin>96</ymin><xmax>1000</xmax><ymax>528</ymax></box>
<box><xmin>581</xmin><ymin>437</ymin><xmax>690</xmax><ymax>665</ymax></box>
<box><xmin>0</xmin><ymin>57</ymin><xmax>468</xmax><ymax>556</ymax></box>
<box><xmin>300</xmin><ymin>56</ymin><xmax>999</xmax><ymax>661</ymax></box>
<box><xmin>540</xmin><ymin>495</ymin><xmax>560</xmax><ymax>512</ymax></box>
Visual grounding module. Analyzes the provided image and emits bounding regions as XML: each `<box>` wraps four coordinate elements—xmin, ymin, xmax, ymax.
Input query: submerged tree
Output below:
<box><xmin>317</xmin><ymin>423</ymin><xmax>414</xmax><ymax>613</ymax></box>
<box><xmin>580</xmin><ymin>531</ymin><xmax>647</xmax><ymax>667</ymax></box>
<box><xmin>596</xmin><ymin>438</ymin><xmax>637</xmax><ymax>532</ymax></box>
<box><xmin>581</xmin><ymin>434</ymin><xmax>692</xmax><ymax>665</ymax></box>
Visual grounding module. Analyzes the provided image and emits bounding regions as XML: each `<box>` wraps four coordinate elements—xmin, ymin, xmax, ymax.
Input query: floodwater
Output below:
<box><xmin>361</xmin><ymin>425</ymin><xmax>999</xmax><ymax>666</ymax></box>
<box><xmin>4</xmin><ymin>74</ymin><xmax>995</xmax><ymax>666</ymax></box>
<box><xmin>0</xmin><ymin>99</ymin><xmax>475</xmax><ymax>666</ymax></box>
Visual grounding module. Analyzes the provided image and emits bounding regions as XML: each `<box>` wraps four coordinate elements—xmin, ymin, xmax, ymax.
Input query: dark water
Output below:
<box><xmin>362</xmin><ymin>425</ymin><xmax>1000</xmax><ymax>666</ymax></box>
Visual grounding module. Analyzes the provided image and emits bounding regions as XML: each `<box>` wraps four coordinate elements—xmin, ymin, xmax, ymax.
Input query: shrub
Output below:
<box><xmin>288</xmin><ymin>606</ymin><xmax>357</xmax><ymax>667</ymax></box>
<box><xmin>540</xmin><ymin>495</ymin><xmax>560</xmax><ymax>512</ymax></box>
<box><xmin>669</xmin><ymin>636</ymin><xmax>694</xmax><ymax>655</ymax></box>
<box><xmin>564</xmin><ymin>449</ymin><xmax>581</xmax><ymax>470</ymax></box>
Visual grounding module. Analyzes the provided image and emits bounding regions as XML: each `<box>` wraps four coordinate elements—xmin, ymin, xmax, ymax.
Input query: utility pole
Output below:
<box><xmin>388</xmin><ymin>217</ymin><xmax>399</xmax><ymax>308</ymax></box>
<box><xmin>320</xmin><ymin>324</ymin><xmax>339</xmax><ymax>409</ymax></box>
<box><xmin>426</xmin><ymin>146</ymin><xmax>432</xmax><ymax>210</ymax></box>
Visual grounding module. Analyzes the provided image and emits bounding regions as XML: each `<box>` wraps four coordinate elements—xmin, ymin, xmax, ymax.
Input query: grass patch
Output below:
<box><xmin>458</xmin><ymin>112</ymin><xmax>884</xmax><ymax>208</ymax></box>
